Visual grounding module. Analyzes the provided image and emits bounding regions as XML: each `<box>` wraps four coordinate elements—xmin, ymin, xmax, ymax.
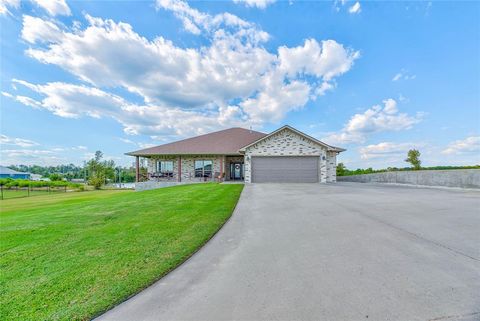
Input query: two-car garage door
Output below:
<box><xmin>251</xmin><ymin>156</ymin><xmax>319</xmax><ymax>183</ymax></box>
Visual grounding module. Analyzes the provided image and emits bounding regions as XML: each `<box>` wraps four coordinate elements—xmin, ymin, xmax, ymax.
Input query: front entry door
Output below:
<box><xmin>231</xmin><ymin>162</ymin><xmax>243</xmax><ymax>180</ymax></box>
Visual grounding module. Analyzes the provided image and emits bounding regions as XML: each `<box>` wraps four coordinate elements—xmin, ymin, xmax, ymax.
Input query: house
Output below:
<box><xmin>126</xmin><ymin>125</ymin><xmax>345</xmax><ymax>186</ymax></box>
<box><xmin>0</xmin><ymin>166</ymin><xmax>31</xmax><ymax>179</ymax></box>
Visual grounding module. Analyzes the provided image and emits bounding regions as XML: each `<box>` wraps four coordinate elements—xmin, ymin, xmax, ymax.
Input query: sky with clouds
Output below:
<box><xmin>1</xmin><ymin>0</ymin><xmax>479</xmax><ymax>168</ymax></box>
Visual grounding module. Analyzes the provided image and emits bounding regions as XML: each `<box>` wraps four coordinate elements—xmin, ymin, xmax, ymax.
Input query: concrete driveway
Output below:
<box><xmin>97</xmin><ymin>183</ymin><xmax>480</xmax><ymax>321</ymax></box>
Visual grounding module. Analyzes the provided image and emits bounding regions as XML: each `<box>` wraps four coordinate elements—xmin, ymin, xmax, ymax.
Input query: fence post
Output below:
<box><xmin>28</xmin><ymin>185</ymin><xmax>30</xmax><ymax>197</ymax></box>
<box><xmin>1</xmin><ymin>185</ymin><xmax>3</xmax><ymax>200</ymax></box>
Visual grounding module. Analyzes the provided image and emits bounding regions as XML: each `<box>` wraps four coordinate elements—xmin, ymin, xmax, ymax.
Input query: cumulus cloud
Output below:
<box><xmin>21</xmin><ymin>15</ymin><xmax>63</xmax><ymax>44</ymax></box>
<box><xmin>324</xmin><ymin>98</ymin><xmax>423</xmax><ymax>144</ymax></box>
<box><xmin>1</xmin><ymin>0</ymin><xmax>70</xmax><ymax>16</ymax></box>
<box><xmin>30</xmin><ymin>0</ymin><xmax>71</xmax><ymax>16</ymax></box>
<box><xmin>359</xmin><ymin>142</ymin><xmax>420</xmax><ymax>160</ymax></box>
<box><xmin>10</xmin><ymin>2</ymin><xmax>359</xmax><ymax>139</ymax></box>
<box><xmin>233</xmin><ymin>0</ymin><xmax>276</xmax><ymax>9</ymax></box>
<box><xmin>156</xmin><ymin>0</ymin><xmax>268</xmax><ymax>41</ymax></box>
<box><xmin>9</xmin><ymin>79</ymin><xmax>247</xmax><ymax>138</ymax></box>
<box><xmin>0</xmin><ymin>134</ymin><xmax>39</xmax><ymax>147</ymax></box>
<box><xmin>348</xmin><ymin>1</ymin><xmax>361</xmax><ymax>14</ymax></box>
<box><xmin>0</xmin><ymin>0</ymin><xmax>19</xmax><ymax>15</ymax></box>
<box><xmin>442</xmin><ymin>136</ymin><xmax>480</xmax><ymax>155</ymax></box>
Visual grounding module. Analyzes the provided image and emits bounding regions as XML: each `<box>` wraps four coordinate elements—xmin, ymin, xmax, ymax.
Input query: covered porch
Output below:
<box><xmin>134</xmin><ymin>155</ymin><xmax>245</xmax><ymax>183</ymax></box>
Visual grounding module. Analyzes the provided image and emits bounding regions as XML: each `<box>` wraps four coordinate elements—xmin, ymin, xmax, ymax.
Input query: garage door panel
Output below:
<box><xmin>251</xmin><ymin>156</ymin><xmax>319</xmax><ymax>183</ymax></box>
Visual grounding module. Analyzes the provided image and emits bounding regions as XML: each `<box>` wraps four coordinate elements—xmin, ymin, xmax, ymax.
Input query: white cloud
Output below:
<box><xmin>21</xmin><ymin>15</ymin><xmax>63</xmax><ymax>44</ymax></box>
<box><xmin>13</xmin><ymin>3</ymin><xmax>359</xmax><ymax>138</ymax></box>
<box><xmin>359</xmin><ymin>142</ymin><xmax>420</xmax><ymax>160</ymax></box>
<box><xmin>119</xmin><ymin>138</ymin><xmax>155</xmax><ymax>149</ymax></box>
<box><xmin>0</xmin><ymin>149</ymin><xmax>66</xmax><ymax>166</ymax></box>
<box><xmin>0</xmin><ymin>0</ymin><xmax>19</xmax><ymax>15</ymax></box>
<box><xmin>348</xmin><ymin>1</ymin><xmax>361</xmax><ymax>14</ymax></box>
<box><xmin>324</xmin><ymin>98</ymin><xmax>423</xmax><ymax>144</ymax></box>
<box><xmin>392</xmin><ymin>73</ymin><xmax>402</xmax><ymax>81</ymax></box>
<box><xmin>392</xmin><ymin>69</ymin><xmax>416</xmax><ymax>81</ymax></box>
<box><xmin>30</xmin><ymin>0</ymin><xmax>71</xmax><ymax>16</ymax></box>
<box><xmin>442</xmin><ymin>136</ymin><xmax>480</xmax><ymax>155</ymax></box>
<box><xmin>156</xmin><ymin>0</ymin><xmax>267</xmax><ymax>41</ymax></box>
<box><xmin>0</xmin><ymin>134</ymin><xmax>39</xmax><ymax>147</ymax></box>
<box><xmin>9</xmin><ymin>79</ymin><xmax>247</xmax><ymax>138</ymax></box>
<box><xmin>233</xmin><ymin>0</ymin><xmax>276</xmax><ymax>9</ymax></box>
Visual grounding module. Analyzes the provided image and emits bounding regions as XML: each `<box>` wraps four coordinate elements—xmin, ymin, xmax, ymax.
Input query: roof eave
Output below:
<box><xmin>125</xmin><ymin>151</ymin><xmax>243</xmax><ymax>157</ymax></box>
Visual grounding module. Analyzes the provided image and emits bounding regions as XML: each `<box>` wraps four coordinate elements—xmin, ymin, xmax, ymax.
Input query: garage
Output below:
<box><xmin>251</xmin><ymin>156</ymin><xmax>319</xmax><ymax>183</ymax></box>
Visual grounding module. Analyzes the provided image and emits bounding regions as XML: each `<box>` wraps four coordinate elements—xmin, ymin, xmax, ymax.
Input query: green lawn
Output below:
<box><xmin>0</xmin><ymin>188</ymin><xmax>69</xmax><ymax>200</ymax></box>
<box><xmin>0</xmin><ymin>184</ymin><xmax>243</xmax><ymax>321</ymax></box>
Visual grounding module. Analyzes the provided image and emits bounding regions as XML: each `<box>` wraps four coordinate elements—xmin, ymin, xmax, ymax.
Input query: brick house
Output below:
<box><xmin>126</xmin><ymin>125</ymin><xmax>345</xmax><ymax>187</ymax></box>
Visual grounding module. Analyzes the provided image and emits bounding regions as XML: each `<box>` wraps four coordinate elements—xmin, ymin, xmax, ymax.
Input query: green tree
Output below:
<box><xmin>405</xmin><ymin>149</ymin><xmax>422</xmax><ymax>170</ymax></box>
<box><xmin>336</xmin><ymin>162</ymin><xmax>346</xmax><ymax>176</ymax></box>
<box><xmin>49</xmin><ymin>173</ymin><xmax>63</xmax><ymax>181</ymax></box>
<box><xmin>86</xmin><ymin>151</ymin><xmax>115</xmax><ymax>189</ymax></box>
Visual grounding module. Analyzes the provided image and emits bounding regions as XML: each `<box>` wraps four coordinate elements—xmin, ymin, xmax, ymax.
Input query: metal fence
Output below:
<box><xmin>0</xmin><ymin>185</ymin><xmax>68</xmax><ymax>200</ymax></box>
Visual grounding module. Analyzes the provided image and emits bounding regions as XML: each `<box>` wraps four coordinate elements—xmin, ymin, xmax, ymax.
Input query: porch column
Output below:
<box><xmin>219</xmin><ymin>156</ymin><xmax>224</xmax><ymax>181</ymax></box>
<box><xmin>177</xmin><ymin>156</ymin><xmax>182</xmax><ymax>182</ymax></box>
<box><xmin>135</xmin><ymin>156</ymin><xmax>140</xmax><ymax>182</ymax></box>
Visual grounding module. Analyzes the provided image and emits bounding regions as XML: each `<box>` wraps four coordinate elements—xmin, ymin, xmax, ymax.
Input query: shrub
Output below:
<box><xmin>88</xmin><ymin>177</ymin><xmax>104</xmax><ymax>190</ymax></box>
<box><xmin>49</xmin><ymin>173</ymin><xmax>64</xmax><ymax>181</ymax></box>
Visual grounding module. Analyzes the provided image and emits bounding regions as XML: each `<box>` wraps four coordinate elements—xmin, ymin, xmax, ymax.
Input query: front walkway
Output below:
<box><xmin>96</xmin><ymin>183</ymin><xmax>480</xmax><ymax>321</ymax></box>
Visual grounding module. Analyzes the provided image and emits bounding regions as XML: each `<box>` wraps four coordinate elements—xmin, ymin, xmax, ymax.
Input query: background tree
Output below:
<box><xmin>336</xmin><ymin>162</ymin><xmax>346</xmax><ymax>176</ymax></box>
<box><xmin>405</xmin><ymin>149</ymin><xmax>422</xmax><ymax>170</ymax></box>
<box><xmin>86</xmin><ymin>151</ymin><xmax>116</xmax><ymax>189</ymax></box>
<box><xmin>49</xmin><ymin>173</ymin><xmax>63</xmax><ymax>181</ymax></box>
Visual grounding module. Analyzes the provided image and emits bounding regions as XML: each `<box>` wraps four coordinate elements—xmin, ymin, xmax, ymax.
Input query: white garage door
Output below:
<box><xmin>251</xmin><ymin>156</ymin><xmax>319</xmax><ymax>183</ymax></box>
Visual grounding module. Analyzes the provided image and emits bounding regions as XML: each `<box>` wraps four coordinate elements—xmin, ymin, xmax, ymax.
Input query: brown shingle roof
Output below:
<box><xmin>126</xmin><ymin>127</ymin><xmax>267</xmax><ymax>156</ymax></box>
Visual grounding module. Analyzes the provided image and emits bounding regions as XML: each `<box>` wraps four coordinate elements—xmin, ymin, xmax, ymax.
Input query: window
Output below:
<box><xmin>194</xmin><ymin>160</ymin><xmax>213</xmax><ymax>178</ymax></box>
<box><xmin>157</xmin><ymin>161</ymin><xmax>174</xmax><ymax>173</ymax></box>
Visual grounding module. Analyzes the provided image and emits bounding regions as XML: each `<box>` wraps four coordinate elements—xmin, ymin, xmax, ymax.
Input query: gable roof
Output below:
<box><xmin>0</xmin><ymin>166</ymin><xmax>30</xmax><ymax>175</ymax></box>
<box><xmin>126</xmin><ymin>127</ymin><xmax>267</xmax><ymax>156</ymax></box>
<box><xmin>238</xmin><ymin>125</ymin><xmax>346</xmax><ymax>153</ymax></box>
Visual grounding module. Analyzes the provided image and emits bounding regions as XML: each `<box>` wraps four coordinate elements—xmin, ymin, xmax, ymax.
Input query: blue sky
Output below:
<box><xmin>1</xmin><ymin>0</ymin><xmax>479</xmax><ymax>168</ymax></box>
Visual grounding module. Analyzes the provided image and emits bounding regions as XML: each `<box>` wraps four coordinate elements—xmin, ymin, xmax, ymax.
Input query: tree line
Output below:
<box><xmin>337</xmin><ymin>149</ymin><xmax>479</xmax><ymax>176</ymax></box>
<box><xmin>8</xmin><ymin>150</ymin><xmax>137</xmax><ymax>187</ymax></box>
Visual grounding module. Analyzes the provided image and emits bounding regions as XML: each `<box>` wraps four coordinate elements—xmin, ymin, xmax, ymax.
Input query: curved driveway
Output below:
<box><xmin>97</xmin><ymin>183</ymin><xmax>480</xmax><ymax>321</ymax></box>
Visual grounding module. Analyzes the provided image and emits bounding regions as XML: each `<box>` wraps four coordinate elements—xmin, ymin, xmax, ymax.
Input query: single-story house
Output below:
<box><xmin>126</xmin><ymin>125</ymin><xmax>345</xmax><ymax>185</ymax></box>
<box><xmin>0</xmin><ymin>166</ymin><xmax>31</xmax><ymax>179</ymax></box>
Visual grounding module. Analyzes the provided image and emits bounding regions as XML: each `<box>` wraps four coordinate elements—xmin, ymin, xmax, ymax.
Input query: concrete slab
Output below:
<box><xmin>96</xmin><ymin>182</ymin><xmax>480</xmax><ymax>321</ymax></box>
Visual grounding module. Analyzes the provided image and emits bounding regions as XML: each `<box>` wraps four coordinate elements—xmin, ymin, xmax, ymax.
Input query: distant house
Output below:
<box><xmin>30</xmin><ymin>174</ymin><xmax>50</xmax><ymax>181</ymax></box>
<box><xmin>0</xmin><ymin>166</ymin><xmax>31</xmax><ymax>179</ymax></box>
<box><xmin>126</xmin><ymin>125</ymin><xmax>345</xmax><ymax>184</ymax></box>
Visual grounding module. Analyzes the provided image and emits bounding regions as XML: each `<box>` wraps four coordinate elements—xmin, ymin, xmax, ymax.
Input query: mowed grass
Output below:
<box><xmin>1</xmin><ymin>188</ymin><xmax>69</xmax><ymax>200</ymax></box>
<box><xmin>0</xmin><ymin>184</ymin><xmax>243</xmax><ymax>321</ymax></box>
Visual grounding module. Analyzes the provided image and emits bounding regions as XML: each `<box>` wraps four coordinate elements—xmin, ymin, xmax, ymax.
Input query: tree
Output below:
<box><xmin>405</xmin><ymin>149</ymin><xmax>421</xmax><ymax>170</ymax></box>
<box><xmin>336</xmin><ymin>162</ymin><xmax>346</xmax><ymax>176</ymax></box>
<box><xmin>86</xmin><ymin>150</ymin><xmax>115</xmax><ymax>189</ymax></box>
<box><xmin>49</xmin><ymin>173</ymin><xmax>63</xmax><ymax>181</ymax></box>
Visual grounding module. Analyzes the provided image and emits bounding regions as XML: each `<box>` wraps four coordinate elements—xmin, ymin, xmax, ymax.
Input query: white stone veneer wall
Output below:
<box><xmin>326</xmin><ymin>151</ymin><xmax>337</xmax><ymax>183</ymax></box>
<box><xmin>243</xmin><ymin>128</ymin><xmax>334</xmax><ymax>183</ymax></box>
